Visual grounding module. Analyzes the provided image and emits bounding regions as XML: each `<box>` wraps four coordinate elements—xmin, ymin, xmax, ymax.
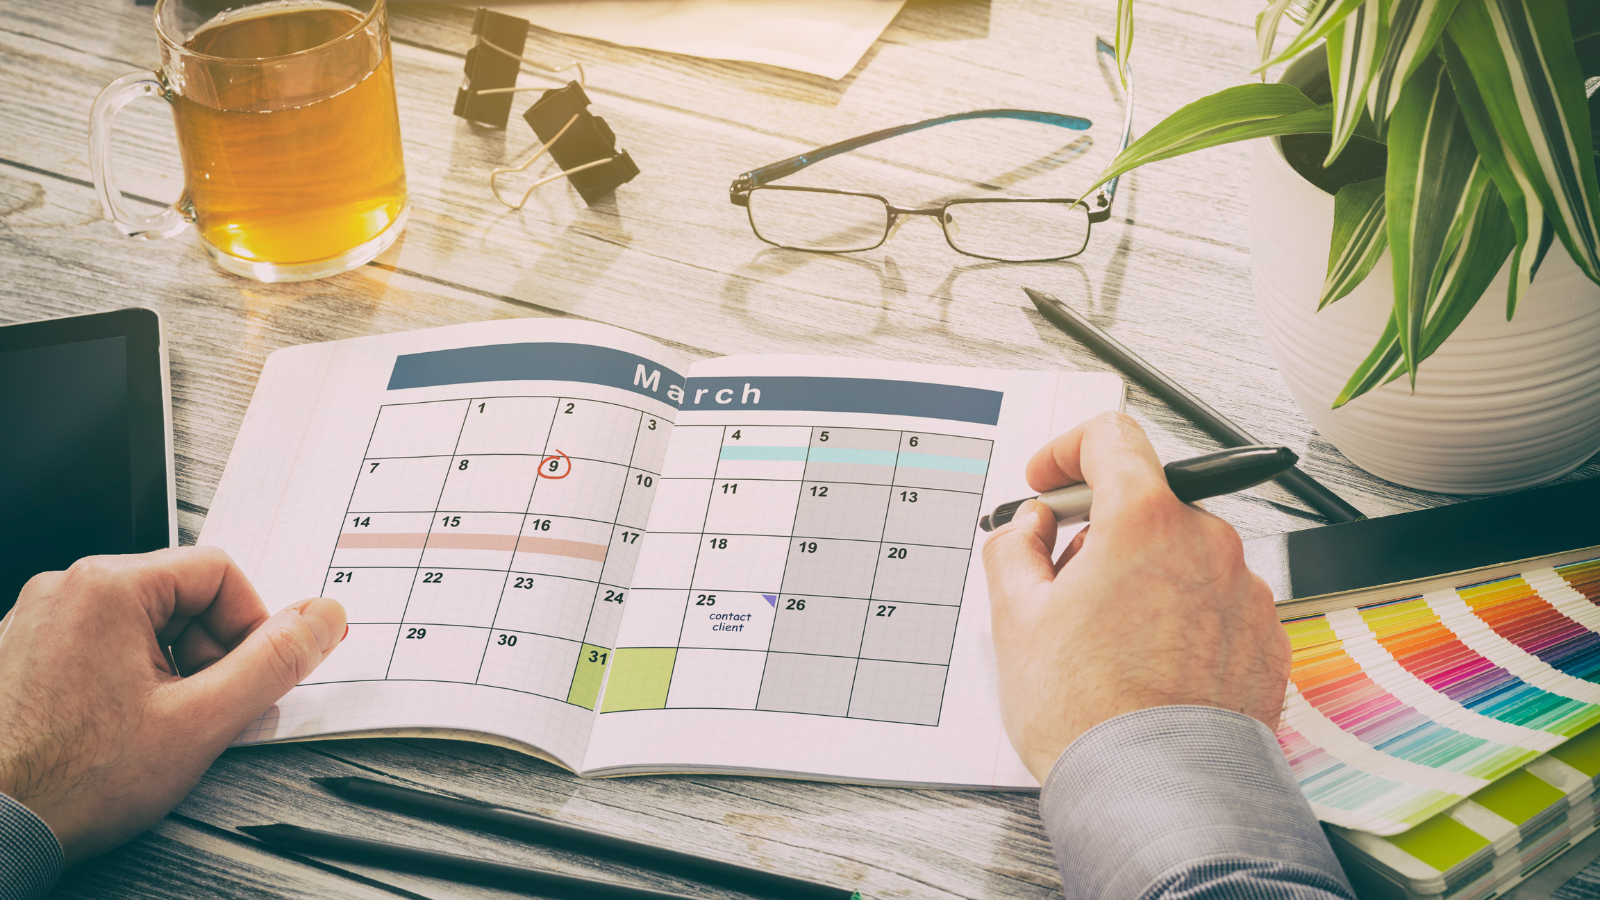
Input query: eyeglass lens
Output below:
<box><xmin>942</xmin><ymin>201</ymin><xmax>1090</xmax><ymax>261</ymax></box>
<box><xmin>747</xmin><ymin>189</ymin><xmax>1092</xmax><ymax>261</ymax></box>
<box><xmin>747</xmin><ymin>189</ymin><xmax>889</xmax><ymax>252</ymax></box>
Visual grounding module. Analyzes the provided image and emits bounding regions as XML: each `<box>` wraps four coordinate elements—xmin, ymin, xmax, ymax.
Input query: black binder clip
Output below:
<box><xmin>454</xmin><ymin>7</ymin><xmax>584</xmax><ymax>129</ymax></box>
<box><xmin>490</xmin><ymin>81</ymin><xmax>640</xmax><ymax>208</ymax></box>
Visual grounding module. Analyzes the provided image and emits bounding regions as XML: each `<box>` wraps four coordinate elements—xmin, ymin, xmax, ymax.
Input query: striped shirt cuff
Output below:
<box><xmin>1040</xmin><ymin>705</ymin><xmax>1355</xmax><ymax>900</ymax></box>
<box><xmin>0</xmin><ymin>792</ymin><xmax>62</xmax><ymax>900</ymax></box>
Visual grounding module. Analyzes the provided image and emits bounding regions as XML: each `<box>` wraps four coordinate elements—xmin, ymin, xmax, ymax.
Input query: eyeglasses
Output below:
<box><xmin>728</xmin><ymin>38</ymin><xmax>1133</xmax><ymax>263</ymax></box>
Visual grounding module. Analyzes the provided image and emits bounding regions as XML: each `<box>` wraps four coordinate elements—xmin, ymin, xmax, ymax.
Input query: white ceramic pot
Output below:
<box><xmin>1248</xmin><ymin>87</ymin><xmax>1600</xmax><ymax>494</ymax></box>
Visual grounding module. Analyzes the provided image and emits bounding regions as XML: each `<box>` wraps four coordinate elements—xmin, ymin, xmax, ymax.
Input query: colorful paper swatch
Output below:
<box><xmin>1328</xmin><ymin>725</ymin><xmax>1600</xmax><ymax>900</ymax></box>
<box><xmin>1282</xmin><ymin>558</ymin><xmax>1600</xmax><ymax>835</ymax></box>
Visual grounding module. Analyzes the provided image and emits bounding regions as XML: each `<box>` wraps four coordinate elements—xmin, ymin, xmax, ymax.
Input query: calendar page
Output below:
<box><xmin>202</xmin><ymin>318</ymin><xmax>689</xmax><ymax>770</ymax></box>
<box><xmin>582</xmin><ymin>355</ymin><xmax>1123</xmax><ymax>788</ymax></box>
<box><xmin>203</xmin><ymin>318</ymin><xmax>1124</xmax><ymax>785</ymax></box>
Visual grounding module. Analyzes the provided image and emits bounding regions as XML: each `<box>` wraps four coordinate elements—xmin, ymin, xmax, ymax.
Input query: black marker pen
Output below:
<box><xmin>979</xmin><ymin>445</ymin><xmax>1300</xmax><ymax>531</ymax></box>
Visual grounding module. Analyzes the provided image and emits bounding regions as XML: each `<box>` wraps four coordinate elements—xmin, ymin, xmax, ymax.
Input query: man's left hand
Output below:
<box><xmin>0</xmin><ymin>547</ymin><xmax>345</xmax><ymax>864</ymax></box>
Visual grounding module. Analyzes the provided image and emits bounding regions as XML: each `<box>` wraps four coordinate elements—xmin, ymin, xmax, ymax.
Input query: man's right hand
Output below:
<box><xmin>0</xmin><ymin>547</ymin><xmax>345</xmax><ymax>864</ymax></box>
<box><xmin>981</xmin><ymin>412</ymin><xmax>1290</xmax><ymax>781</ymax></box>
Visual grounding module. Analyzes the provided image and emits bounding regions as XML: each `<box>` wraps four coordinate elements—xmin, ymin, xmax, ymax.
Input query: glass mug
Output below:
<box><xmin>89</xmin><ymin>0</ymin><xmax>408</xmax><ymax>282</ymax></box>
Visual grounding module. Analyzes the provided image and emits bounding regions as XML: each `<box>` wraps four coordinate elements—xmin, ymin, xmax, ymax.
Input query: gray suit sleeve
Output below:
<box><xmin>0</xmin><ymin>792</ymin><xmax>61</xmax><ymax>900</ymax></box>
<box><xmin>1039</xmin><ymin>705</ymin><xmax>1356</xmax><ymax>900</ymax></box>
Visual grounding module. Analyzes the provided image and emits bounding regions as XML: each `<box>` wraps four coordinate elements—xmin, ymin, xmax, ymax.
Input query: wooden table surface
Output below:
<box><xmin>7</xmin><ymin>0</ymin><xmax>1600</xmax><ymax>897</ymax></box>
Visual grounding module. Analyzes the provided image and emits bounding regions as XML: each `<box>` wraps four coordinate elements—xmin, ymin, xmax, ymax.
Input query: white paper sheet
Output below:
<box><xmin>471</xmin><ymin>0</ymin><xmax>907</xmax><ymax>80</ymax></box>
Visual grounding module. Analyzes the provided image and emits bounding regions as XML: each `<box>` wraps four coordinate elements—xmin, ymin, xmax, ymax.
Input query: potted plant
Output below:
<box><xmin>1091</xmin><ymin>0</ymin><xmax>1600</xmax><ymax>493</ymax></box>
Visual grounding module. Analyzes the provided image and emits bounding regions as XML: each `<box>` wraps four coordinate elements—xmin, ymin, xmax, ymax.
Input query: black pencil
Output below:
<box><xmin>238</xmin><ymin>824</ymin><xmax>701</xmax><ymax>900</ymax></box>
<box><xmin>1024</xmin><ymin>287</ymin><xmax>1364</xmax><ymax>524</ymax></box>
<box><xmin>313</xmin><ymin>776</ymin><xmax>858</xmax><ymax>900</ymax></box>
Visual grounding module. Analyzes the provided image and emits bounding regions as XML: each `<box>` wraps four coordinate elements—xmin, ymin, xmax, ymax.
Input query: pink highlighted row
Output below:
<box><xmin>336</xmin><ymin>532</ymin><xmax>608</xmax><ymax>562</ymax></box>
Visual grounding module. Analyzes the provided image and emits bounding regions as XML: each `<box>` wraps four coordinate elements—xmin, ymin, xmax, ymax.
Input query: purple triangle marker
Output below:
<box><xmin>763</xmin><ymin>594</ymin><xmax>777</xmax><ymax>607</ymax></box>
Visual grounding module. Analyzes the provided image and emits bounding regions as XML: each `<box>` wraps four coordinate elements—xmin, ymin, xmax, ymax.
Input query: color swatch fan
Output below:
<box><xmin>1264</xmin><ymin>551</ymin><xmax>1600</xmax><ymax>899</ymax></box>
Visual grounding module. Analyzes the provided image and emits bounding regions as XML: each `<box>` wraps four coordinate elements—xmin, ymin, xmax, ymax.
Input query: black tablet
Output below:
<box><xmin>0</xmin><ymin>308</ymin><xmax>175</xmax><ymax>614</ymax></box>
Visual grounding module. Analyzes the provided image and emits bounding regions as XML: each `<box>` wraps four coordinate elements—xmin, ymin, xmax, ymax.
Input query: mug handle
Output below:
<box><xmin>88</xmin><ymin>72</ymin><xmax>191</xmax><ymax>240</ymax></box>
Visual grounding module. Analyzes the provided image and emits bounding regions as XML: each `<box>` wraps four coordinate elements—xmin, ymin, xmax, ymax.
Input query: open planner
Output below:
<box><xmin>201</xmin><ymin>318</ymin><xmax>1124</xmax><ymax>787</ymax></box>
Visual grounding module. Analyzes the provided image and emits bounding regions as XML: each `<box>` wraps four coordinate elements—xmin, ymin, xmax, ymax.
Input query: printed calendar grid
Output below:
<box><xmin>213</xmin><ymin>333</ymin><xmax>1123</xmax><ymax>786</ymax></box>
<box><xmin>313</xmin><ymin>393</ymin><xmax>669</xmax><ymax>710</ymax></box>
<box><xmin>605</xmin><ymin>424</ymin><xmax>991</xmax><ymax>726</ymax></box>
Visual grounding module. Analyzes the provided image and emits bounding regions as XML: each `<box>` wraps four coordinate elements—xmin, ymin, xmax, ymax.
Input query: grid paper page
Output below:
<box><xmin>585</xmin><ymin>355</ymin><xmax>1123</xmax><ymax>786</ymax></box>
<box><xmin>201</xmin><ymin>319</ymin><xmax>686</xmax><ymax>770</ymax></box>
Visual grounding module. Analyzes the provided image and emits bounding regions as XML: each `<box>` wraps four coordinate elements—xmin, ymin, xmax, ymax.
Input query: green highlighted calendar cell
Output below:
<box><xmin>567</xmin><ymin>643</ymin><xmax>611</xmax><ymax>710</ymax></box>
<box><xmin>600</xmin><ymin>648</ymin><xmax>677</xmax><ymax>712</ymax></box>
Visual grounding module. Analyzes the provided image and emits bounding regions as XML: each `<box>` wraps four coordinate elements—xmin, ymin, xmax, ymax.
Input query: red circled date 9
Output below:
<box><xmin>538</xmin><ymin>449</ymin><xmax>573</xmax><ymax>479</ymax></box>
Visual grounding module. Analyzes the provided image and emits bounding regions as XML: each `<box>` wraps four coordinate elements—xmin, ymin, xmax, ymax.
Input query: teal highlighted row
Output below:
<box><xmin>718</xmin><ymin>444</ymin><xmax>987</xmax><ymax>474</ymax></box>
<box><xmin>814</xmin><ymin>448</ymin><xmax>898</xmax><ymax>467</ymax></box>
<box><xmin>719</xmin><ymin>445</ymin><xmax>808</xmax><ymax>462</ymax></box>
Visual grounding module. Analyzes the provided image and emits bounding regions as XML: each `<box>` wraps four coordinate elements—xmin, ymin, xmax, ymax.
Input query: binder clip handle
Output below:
<box><xmin>489</xmin><ymin>81</ymin><xmax>639</xmax><ymax>208</ymax></box>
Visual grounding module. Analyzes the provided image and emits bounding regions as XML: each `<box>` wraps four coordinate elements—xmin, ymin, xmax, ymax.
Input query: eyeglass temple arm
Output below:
<box><xmin>1090</xmin><ymin>36</ymin><xmax>1134</xmax><ymax>222</ymax></box>
<box><xmin>728</xmin><ymin>39</ymin><xmax>1134</xmax><ymax>216</ymax></box>
<box><xmin>730</xmin><ymin>109</ymin><xmax>1091</xmax><ymax>199</ymax></box>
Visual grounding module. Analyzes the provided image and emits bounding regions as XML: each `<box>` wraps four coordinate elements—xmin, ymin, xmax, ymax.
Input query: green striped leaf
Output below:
<box><xmin>1442</xmin><ymin>32</ymin><xmax>1552</xmax><ymax>317</ymax></box>
<box><xmin>1114</xmin><ymin>0</ymin><xmax>1134</xmax><ymax>91</ymax></box>
<box><xmin>1506</xmin><ymin>202</ymin><xmax>1551</xmax><ymax>321</ymax></box>
<box><xmin>1386</xmin><ymin>53</ymin><xmax>1481</xmax><ymax>384</ymax></box>
<box><xmin>1324</xmin><ymin>0</ymin><xmax>1388</xmax><ymax>164</ymax></box>
<box><xmin>1256</xmin><ymin>0</ymin><xmax>1303</xmax><ymax>73</ymax></box>
<box><xmin>1334</xmin><ymin>175</ymin><xmax>1516</xmax><ymax>406</ymax></box>
<box><xmin>1285</xmin><ymin>0</ymin><xmax>1324</xmax><ymax>27</ymax></box>
<box><xmin>1320</xmin><ymin>176</ymin><xmax>1388</xmax><ymax>309</ymax></box>
<box><xmin>1446</xmin><ymin>0</ymin><xmax>1600</xmax><ymax>285</ymax></box>
<box><xmin>1367</xmin><ymin>0</ymin><xmax>1464</xmax><ymax>128</ymax></box>
<box><xmin>1532</xmin><ymin>213</ymin><xmax>1559</xmax><ymax>278</ymax></box>
<box><xmin>1436</xmin><ymin>163</ymin><xmax>1496</xmax><ymax>287</ymax></box>
<box><xmin>1333</xmin><ymin>310</ymin><xmax>1404</xmax><ymax>406</ymax></box>
<box><xmin>1087</xmin><ymin>83</ymin><xmax>1333</xmax><ymax>194</ymax></box>
<box><xmin>1257</xmin><ymin>0</ymin><xmax>1365</xmax><ymax>72</ymax></box>
<box><xmin>1420</xmin><ymin>174</ymin><xmax>1517</xmax><ymax>357</ymax></box>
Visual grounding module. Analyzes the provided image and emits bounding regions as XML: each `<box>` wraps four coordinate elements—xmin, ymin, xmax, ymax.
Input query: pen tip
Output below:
<box><xmin>978</xmin><ymin>515</ymin><xmax>992</xmax><ymax>532</ymax></box>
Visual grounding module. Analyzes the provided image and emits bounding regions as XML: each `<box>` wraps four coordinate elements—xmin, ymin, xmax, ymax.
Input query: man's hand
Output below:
<box><xmin>0</xmin><ymin>547</ymin><xmax>346</xmax><ymax>864</ymax></box>
<box><xmin>982</xmin><ymin>413</ymin><xmax>1290</xmax><ymax>781</ymax></box>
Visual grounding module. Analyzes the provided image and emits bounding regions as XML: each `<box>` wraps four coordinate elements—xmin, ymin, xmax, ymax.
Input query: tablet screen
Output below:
<box><xmin>0</xmin><ymin>310</ymin><xmax>171</xmax><ymax>615</ymax></box>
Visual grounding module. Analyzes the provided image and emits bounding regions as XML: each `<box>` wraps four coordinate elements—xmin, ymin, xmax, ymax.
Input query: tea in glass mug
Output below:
<box><xmin>90</xmin><ymin>0</ymin><xmax>408</xmax><ymax>282</ymax></box>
